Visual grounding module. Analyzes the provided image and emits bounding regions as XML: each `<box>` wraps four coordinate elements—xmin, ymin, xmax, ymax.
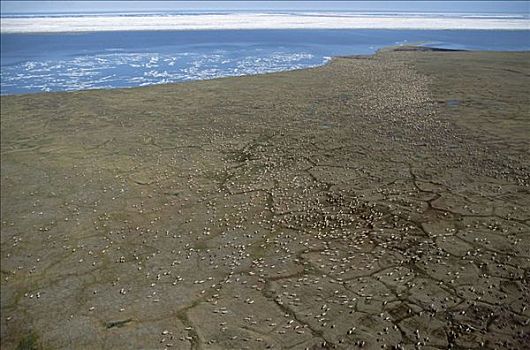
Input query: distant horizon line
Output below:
<box><xmin>2</xmin><ymin>9</ymin><xmax>529</xmax><ymax>15</ymax></box>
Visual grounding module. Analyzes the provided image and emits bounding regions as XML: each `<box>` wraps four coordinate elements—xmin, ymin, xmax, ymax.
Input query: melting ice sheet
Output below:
<box><xmin>1</xmin><ymin>29</ymin><xmax>529</xmax><ymax>95</ymax></box>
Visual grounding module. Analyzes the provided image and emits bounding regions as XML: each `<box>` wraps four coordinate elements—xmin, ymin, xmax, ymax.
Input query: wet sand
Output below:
<box><xmin>1</xmin><ymin>47</ymin><xmax>529</xmax><ymax>349</ymax></box>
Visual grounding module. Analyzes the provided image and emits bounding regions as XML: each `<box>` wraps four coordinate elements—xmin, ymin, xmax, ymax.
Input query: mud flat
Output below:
<box><xmin>1</xmin><ymin>47</ymin><xmax>529</xmax><ymax>349</ymax></box>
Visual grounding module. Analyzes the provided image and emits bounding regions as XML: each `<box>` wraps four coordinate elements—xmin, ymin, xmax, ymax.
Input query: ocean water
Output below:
<box><xmin>1</xmin><ymin>29</ymin><xmax>529</xmax><ymax>95</ymax></box>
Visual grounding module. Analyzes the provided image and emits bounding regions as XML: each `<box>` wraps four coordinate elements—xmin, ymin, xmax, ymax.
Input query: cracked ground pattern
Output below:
<box><xmin>1</xmin><ymin>48</ymin><xmax>529</xmax><ymax>349</ymax></box>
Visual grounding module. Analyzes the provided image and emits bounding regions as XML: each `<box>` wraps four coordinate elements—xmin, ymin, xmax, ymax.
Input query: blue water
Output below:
<box><xmin>1</xmin><ymin>30</ymin><xmax>529</xmax><ymax>95</ymax></box>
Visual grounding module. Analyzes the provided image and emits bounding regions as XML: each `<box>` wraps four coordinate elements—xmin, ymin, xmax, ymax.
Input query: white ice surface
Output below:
<box><xmin>2</xmin><ymin>13</ymin><xmax>529</xmax><ymax>33</ymax></box>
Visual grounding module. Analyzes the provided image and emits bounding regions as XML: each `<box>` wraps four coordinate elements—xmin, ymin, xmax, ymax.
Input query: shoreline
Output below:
<box><xmin>2</xmin><ymin>44</ymin><xmax>529</xmax><ymax>98</ymax></box>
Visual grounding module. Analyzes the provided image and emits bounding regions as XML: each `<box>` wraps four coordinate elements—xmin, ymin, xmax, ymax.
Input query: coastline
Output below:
<box><xmin>3</xmin><ymin>29</ymin><xmax>530</xmax><ymax>96</ymax></box>
<box><xmin>2</xmin><ymin>44</ymin><xmax>529</xmax><ymax>98</ymax></box>
<box><xmin>1</xmin><ymin>48</ymin><xmax>529</xmax><ymax>349</ymax></box>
